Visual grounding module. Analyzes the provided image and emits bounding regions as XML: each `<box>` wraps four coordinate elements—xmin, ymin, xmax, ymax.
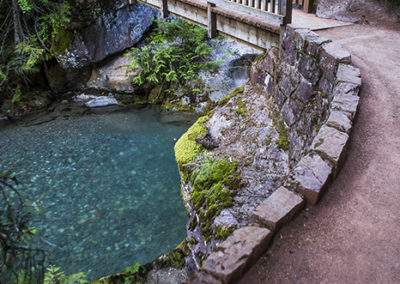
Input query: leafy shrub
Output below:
<box><xmin>126</xmin><ymin>19</ymin><xmax>220</xmax><ymax>88</ymax></box>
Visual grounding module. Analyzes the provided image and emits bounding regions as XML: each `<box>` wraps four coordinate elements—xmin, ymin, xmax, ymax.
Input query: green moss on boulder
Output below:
<box><xmin>174</xmin><ymin>116</ymin><xmax>208</xmax><ymax>181</ymax></box>
<box><xmin>189</xmin><ymin>157</ymin><xmax>241</xmax><ymax>240</ymax></box>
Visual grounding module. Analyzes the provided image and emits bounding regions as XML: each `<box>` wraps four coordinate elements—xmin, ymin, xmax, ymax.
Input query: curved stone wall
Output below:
<box><xmin>188</xmin><ymin>25</ymin><xmax>361</xmax><ymax>283</ymax></box>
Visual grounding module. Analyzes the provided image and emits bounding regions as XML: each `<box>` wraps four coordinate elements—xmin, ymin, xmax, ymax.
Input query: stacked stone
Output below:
<box><xmin>192</xmin><ymin>26</ymin><xmax>361</xmax><ymax>283</ymax></box>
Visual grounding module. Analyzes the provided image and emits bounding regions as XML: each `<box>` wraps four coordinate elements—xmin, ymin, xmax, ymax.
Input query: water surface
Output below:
<box><xmin>0</xmin><ymin>106</ymin><xmax>192</xmax><ymax>279</ymax></box>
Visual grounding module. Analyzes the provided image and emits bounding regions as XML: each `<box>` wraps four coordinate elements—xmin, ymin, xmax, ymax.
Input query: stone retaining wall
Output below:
<box><xmin>189</xmin><ymin>25</ymin><xmax>361</xmax><ymax>283</ymax></box>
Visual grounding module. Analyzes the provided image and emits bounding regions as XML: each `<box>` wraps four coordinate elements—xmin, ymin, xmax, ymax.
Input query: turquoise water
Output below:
<box><xmin>0</xmin><ymin>106</ymin><xmax>192</xmax><ymax>280</ymax></box>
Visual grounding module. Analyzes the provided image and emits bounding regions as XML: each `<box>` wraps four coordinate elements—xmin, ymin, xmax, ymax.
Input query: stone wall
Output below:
<box><xmin>184</xmin><ymin>25</ymin><xmax>361</xmax><ymax>283</ymax></box>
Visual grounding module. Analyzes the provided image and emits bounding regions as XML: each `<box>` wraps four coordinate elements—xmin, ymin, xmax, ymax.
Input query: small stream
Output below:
<box><xmin>0</xmin><ymin>106</ymin><xmax>194</xmax><ymax>280</ymax></box>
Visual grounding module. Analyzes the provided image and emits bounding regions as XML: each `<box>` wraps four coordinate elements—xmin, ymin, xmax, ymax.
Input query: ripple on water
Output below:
<box><xmin>0</xmin><ymin>106</ymin><xmax>193</xmax><ymax>280</ymax></box>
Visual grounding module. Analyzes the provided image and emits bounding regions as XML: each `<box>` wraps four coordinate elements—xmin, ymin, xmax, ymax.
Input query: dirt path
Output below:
<box><xmin>238</xmin><ymin>23</ymin><xmax>400</xmax><ymax>283</ymax></box>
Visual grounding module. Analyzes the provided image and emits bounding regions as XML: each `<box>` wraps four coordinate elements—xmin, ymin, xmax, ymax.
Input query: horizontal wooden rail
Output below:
<box><xmin>208</xmin><ymin>0</ymin><xmax>291</xmax><ymax>25</ymax></box>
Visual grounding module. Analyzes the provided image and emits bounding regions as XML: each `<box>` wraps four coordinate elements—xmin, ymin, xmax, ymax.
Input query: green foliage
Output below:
<box><xmin>0</xmin><ymin>0</ymin><xmax>71</xmax><ymax>93</ymax></box>
<box><xmin>189</xmin><ymin>157</ymin><xmax>240</xmax><ymax>239</ymax></box>
<box><xmin>0</xmin><ymin>171</ymin><xmax>45</xmax><ymax>284</ymax></box>
<box><xmin>126</xmin><ymin>19</ymin><xmax>220</xmax><ymax>88</ymax></box>
<box><xmin>44</xmin><ymin>265</ymin><xmax>89</xmax><ymax>284</ymax></box>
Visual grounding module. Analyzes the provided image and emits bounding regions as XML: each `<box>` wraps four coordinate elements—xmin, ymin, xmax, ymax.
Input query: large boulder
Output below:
<box><xmin>55</xmin><ymin>2</ymin><xmax>158</xmax><ymax>69</ymax></box>
<box><xmin>316</xmin><ymin>0</ymin><xmax>400</xmax><ymax>24</ymax></box>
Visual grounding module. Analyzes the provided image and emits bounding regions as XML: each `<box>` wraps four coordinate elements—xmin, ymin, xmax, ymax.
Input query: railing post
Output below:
<box><xmin>303</xmin><ymin>0</ymin><xmax>314</xmax><ymax>13</ymax></box>
<box><xmin>208</xmin><ymin>3</ymin><xmax>217</xmax><ymax>38</ymax></box>
<box><xmin>161</xmin><ymin>0</ymin><xmax>169</xmax><ymax>18</ymax></box>
<box><xmin>128</xmin><ymin>0</ymin><xmax>136</xmax><ymax>4</ymax></box>
<box><xmin>279</xmin><ymin>0</ymin><xmax>292</xmax><ymax>25</ymax></box>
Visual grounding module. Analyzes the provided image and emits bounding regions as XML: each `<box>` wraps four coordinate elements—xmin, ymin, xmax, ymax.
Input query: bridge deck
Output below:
<box><xmin>137</xmin><ymin>0</ymin><xmax>292</xmax><ymax>49</ymax></box>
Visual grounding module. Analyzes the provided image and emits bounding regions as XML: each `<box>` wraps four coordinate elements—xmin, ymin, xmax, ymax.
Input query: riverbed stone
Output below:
<box><xmin>201</xmin><ymin>226</ymin><xmax>272</xmax><ymax>283</ymax></box>
<box><xmin>326</xmin><ymin>110</ymin><xmax>352</xmax><ymax>134</ymax></box>
<box><xmin>336</xmin><ymin>63</ymin><xmax>362</xmax><ymax>86</ymax></box>
<box><xmin>252</xmin><ymin>187</ymin><xmax>304</xmax><ymax>231</ymax></box>
<box><xmin>291</xmin><ymin>153</ymin><xmax>332</xmax><ymax>204</ymax></box>
<box><xmin>311</xmin><ymin>125</ymin><xmax>349</xmax><ymax>170</ymax></box>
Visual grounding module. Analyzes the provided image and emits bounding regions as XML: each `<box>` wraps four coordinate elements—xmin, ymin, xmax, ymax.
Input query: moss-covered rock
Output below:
<box><xmin>174</xmin><ymin>116</ymin><xmax>208</xmax><ymax>181</ymax></box>
<box><xmin>189</xmin><ymin>157</ymin><xmax>241</xmax><ymax>240</ymax></box>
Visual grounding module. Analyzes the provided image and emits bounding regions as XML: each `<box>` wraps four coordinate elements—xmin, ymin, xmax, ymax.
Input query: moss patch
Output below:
<box><xmin>174</xmin><ymin>116</ymin><xmax>208</xmax><ymax>181</ymax></box>
<box><xmin>153</xmin><ymin>239</ymin><xmax>190</xmax><ymax>270</ymax></box>
<box><xmin>189</xmin><ymin>157</ymin><xmax>241</xmax><ymax>240</ymax></box>
<box><xmin>217</xmin><ymin>85</ymin><xmax>245</xmax><ymax>106</ymax></box>
<box><xmin>92</xmin><ymin>263</ymin><xmax>147</xmax><ymax>284</ymax></box>
<box><xmin>273</xmin><ymin>119</ymin><xmax>289</xmax><ymax>151</ymax></box>
<box><xmin>50</xmin><ymin>28</ymin><xmax>73</xmax><ymax>55</ymax></box>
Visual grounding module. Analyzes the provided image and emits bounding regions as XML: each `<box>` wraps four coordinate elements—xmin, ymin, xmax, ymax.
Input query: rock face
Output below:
<box><xmin>176</xmin><ymin>25</ymin><xmax>361</xmax><ymax>282</ymax></box>
<box><xmin>316</xmin><ymin>0</ymin><xmax>400</xmax><ymax>24</ymax></box>
<box><xmin>56</xmin><ymin>2</ymin><xmax>158</xmax><ymax>69</ymax></box>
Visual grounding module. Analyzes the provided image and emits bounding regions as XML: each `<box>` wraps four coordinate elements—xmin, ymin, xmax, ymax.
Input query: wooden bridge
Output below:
<box><xmin>129</xmin><ymin>0</ymin><xmax>314</xmax><ymax>50</ymax></box>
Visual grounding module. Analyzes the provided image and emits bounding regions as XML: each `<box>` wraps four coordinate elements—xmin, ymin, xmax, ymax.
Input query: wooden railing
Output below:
<box><xmin>292</xmin><ymin>0</ymin><xmax>314</xmax><ymax>13</ymax></box>
<box><xmin>207</xmin><ymin>0</ymin><xmax>292</xmax><ymax>25</ymax></box>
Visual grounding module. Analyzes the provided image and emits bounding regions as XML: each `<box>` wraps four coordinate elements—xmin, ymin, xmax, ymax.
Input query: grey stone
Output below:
<box><xmin>202</xmin><ymin>226</ymin><xmax>272</xmax><ymax>283</ymax></box>
<box><xmin>333</xmin><ymin>81</ymin><xmax>360</xmax><ymax>97</ymax></box>
<box><xmin>86</xmin><ymin>55</ymin><xmax>137</xmax><ymax>92</ymax></box>
<box><xmin>331</xmin><ymin>93</ymin><xmax>360</xmax><ymax>119</ymax></box>
<box><xmin>319</xmin><ymin>73</ymin><xmax>335</xmax><ymax>99</ymax></box>
<box><xmin>336</xmin><ymin>64</ymin><xmax>362</xmax><ymax>86</ymax></box>
<box><xmin>293</xmin><ymin>79</ymin><xmax>313</xmax><ymax>104</ymax></box>
<box><xmin>298</xmin><ymin>52</ymin><xmax>321</xmax><ymax>85</ymax></box>
<box><xmin>311</xmin><ymin>125</ymin><xmax>349</xmax><ymax>169</ymax></box>
<box><xmin>281</xmin><ymin>98</ymin><xmax>303</xmax><ymax>126</ymax></box>
<box><xmin>278</xmin><ymin>74</ymin><xmax>297</xmax><ymax>96</ymax></box>
<box><xmin>291</xmin><ymin>153</ymin><xmax>332</xmax><ymax>204</ymax></box>
<box><xmin>326</xmin><ymin>110</ymin><xmax>352</xmax><ymax>134</ymax></box>
<box><xmin>85</xmin><ymin>96</ymin><xmax>119</xmax><ymax>108</ymax></box>
<box><xmin>252</xmin><ymin>187</ymin><xmax>304</xmax><ymax>231</ymax></box>
<box><xmin>57</xmin><ymin>3</ymin><xmax>157</xmax><ymax>69</ymax></box>
<box><xmin>321</xmin><ymin>42</ymin><xmax>352</xmax><ymax>65</ymax></box>
<box><xmin>306</xmin><ymin>36</ymin><xmax>331</xmax><ymax>57</ymax></box>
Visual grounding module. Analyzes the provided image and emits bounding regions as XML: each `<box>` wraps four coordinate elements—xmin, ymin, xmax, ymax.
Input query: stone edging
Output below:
<box><xmin>191</xmin><ymin>25</ymin><xmax>361</xmax><ymax>283</ymax></box>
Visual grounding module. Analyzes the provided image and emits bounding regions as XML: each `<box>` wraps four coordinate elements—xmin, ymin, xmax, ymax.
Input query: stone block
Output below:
<box><xmin>321</xmin><ymin>42</ymin><xmax>351</xmax><ymax>65</ymax></box>
<box><xmin>252</xmin><ymin>187</ymin><xmax>304</xmax><ymax>231</ymax></box>
<box><xmin>293</xmin><ymin>79</ymin><xmax>313</xmax><ymax>104</ymax></box>
<box><xmin>311</xmin><ymin>125</ymin><xmax>349</xmax><ymax>171</ymax></box>
<box><xmin>201</xmin><ymin>226</ymin><xmax>272</xmax><ymax>283</ymax></box>
<box><xmin>319</xmin><ymin>74</ymin><xmax>335</xmax><ymax>99</ymax></box>
<box><xmin>331</xmin><ymin>93</ymin><xmax>360</xmax><ymax>119</ymax></box>
<box><xmin>263</xmin><ymin>48</ymin><xmax>279</xmax><ymax>75</ymax></box>
<box><xmin>333</xmin><ymin>81</ymin><xmax>360</xmax><ymax>97</ymax></box>
<box><xmin>278</xmin><ymin>73</ymin><xmax>297</xmax><ymax>96</ymax></box>
<box><xmin>336</xmin><ymin>63</ymin><xmax>362</xmax><ymax>86</ymax></box>
<box><xmin>281</xmin><ymin>98</ymin><xmax>303</xmax><ymax>126</ymax></box>
<box><xmin>298</xmin><ymin>52</ymin><xmax>321</xmax><ymax>85</ymax></box>
<box><xmin>291</xmin><ymin>152</ymin><xmax>332</xmax><ymax>204</ymax></box>
<box><xmin>306</xmin><ymin>36</ymin><xmax>331</xmax><ymax>58</ymax></box>
<box><xmin>326</xmin><ymin>110</ymin><xmax>352</xmax><ymax>134</ymax></box>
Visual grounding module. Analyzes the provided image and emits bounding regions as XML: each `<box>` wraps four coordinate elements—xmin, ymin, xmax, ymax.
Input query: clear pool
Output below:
<box><xmin>0</xmin><ymin>106</ymin><xmax>192</xmax><ymax>280</ymax></box>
